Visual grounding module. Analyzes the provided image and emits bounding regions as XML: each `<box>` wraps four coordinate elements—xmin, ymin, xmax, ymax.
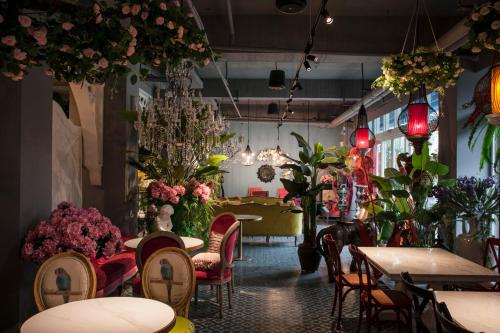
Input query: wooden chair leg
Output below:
<box><xmin>367</xmin><ymin>305</ymin><xmax>372</xmax><ymax>333</ymax></box>
<box><xmin>357</xmin><ymin>303</ymin><xmax>364</xmax><ymax>333</ymax></box>
<box><xmin>194</xmin><ymin>283</ymin><xmax>198</xmax><ymax>305</ymax></box>
<box><xmin>227</xmin><ymin>282</ymin><xmax>232</xmax><ymax>309</ymax></box>
<box><xmin>336</xmin><ymin>288</ymin><xmax>344</xmax><ymax>330</ymax></box>
<box><xmin>218</xmin><ymin>284</ymin><xmax>224</xmax><ymax>318</ymax></box>
<box><xmin>231</xmin><ymin>271</ymin><xmax>235</xmax><ymax>293</ymax></box>
<box><xmin>331</xmin><ymin>284</ymin><xmax>338</xmax><ymax>316</ymax></box>
<box><xmin>294</xmin><ymin>236</ymin><xmax>297</xmax><ymax>247</ymax></box>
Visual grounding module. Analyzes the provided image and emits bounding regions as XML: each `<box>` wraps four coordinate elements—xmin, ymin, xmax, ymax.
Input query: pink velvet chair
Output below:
<box><xmin>247</xmin><ymin>187</ymin><xmax>263</xmax><ymax>196</ymax></box>
<box><xmin>192</xmin><ymin>213</ymin><xmax>240</xmax><ymax>318</ymax></box>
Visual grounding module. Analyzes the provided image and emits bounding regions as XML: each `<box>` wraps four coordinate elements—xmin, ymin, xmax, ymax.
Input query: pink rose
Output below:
<box><xmin>165</xmin><ymin>21</ymin><xmax>174</xmax><ymax>30</ymax></box>
<box><xmin>122</xmin><ymin>5</ymin><xmax>131</xmax><ymax>14</ymax></box>
<box><xmin>0</xmin><ymin>15</ymin><xmax>4</xmax><ymax>23</ymax></box>
<box><xmin>13</xmin><ymin>48</ymin><xmax>27</xmax><ymax>61</ymax></box>
<box><xmin>155</xmin><ymin>17</ymin><xmax>165</xmax><ymax>25</ymax></box>
<box><xmin>18</xmin><ymin>15</ymin><xmax>32</xmax><ymax>28</ymax></box>
<box><xmin>170</xmin><ymin>196</ymin><xmax>179</xmax><ymax>204</ymax></box>
<box><xmin>177</xmin><ymin>25</ymin><xmax>184</xmax><ymax>39</ymax></box>
<box><xmin>159</xmin><ymin>2</ymin><xmax>167</xmax><ymax>10</ymax></box>
<box><xmin>129</xmin><ymin>38</ymin><xmax>137</xmax><ymax>47</ymax></box>
<box><xmin>2</xmin><ymin>35</ymin><xmax>16</xmax><ymax>46</ymax></box>
<box><xmin>127</xmin><ymin>46</ymin><xmax>135</xmax><ymax>56</ymax></box>
<box><xmin>82</xmin><ymin>48</ymin><xmax>95</xmax><ymax>58</ymax></box>
<box><xmin>98</xmin><ymin>58</ymin><xmax>109</xmax><ymax>69</ymax></box>
<box><xmin>32</xmin><ymin>28</ymin><xmax>47</xmax><ymax>46</ymax></box>
<box><xmin>93</xmin><ymin>3</ymin><xmax>101</xmax><ymax>13</ymax></box>
<box><xmin>96</xmin><ymin>14</ymin><xmax>103</xmax><ymax>24</ymax></box>
<box><xmin>131</xmin><ymin>4</ymin><xmax>141</xmax><ymax>15</ymax></box>
<box><xmin>199</xmin><ymin>47</ymin><xmax>205</xmax><ymax>52</ymax></box>
<box><xmin>188</xmin><ymin>43</ymin><xmax>196</xmax><ymax>49</ymax></box>
<box><xmin>62</xmin><ymin>22</ymin><xmax>74</xmax><ymax>31</ymax></box>
<box><xmin>128</xmin><ymin>25</ymin><xmax>138</xmax><ymax>37</ymax></box>
<box><xmin>153</xmin><ymin>58</ymin><xmax>161</xmax><ymax>65</ymax></box>
<box><xmin>203</xmin><ymin>58</ymin><xmax>210</xmax><ymax>66</ymax></box>
<box><xmin>200</xmin><ymin>195</ymin><xmax>209</xmax><ymax>204</ymax></box>
<box><xmin>173</xmin><ymin>185</ymin><xmax>186</xmax><ymax>196</ymax></box>
<box><xmin>141</xmin><ymin>11</ymin><xmax>149</xmax><ymax>20</ymax></box>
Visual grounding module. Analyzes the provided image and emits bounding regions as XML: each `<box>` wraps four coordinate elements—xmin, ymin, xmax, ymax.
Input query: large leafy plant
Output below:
<box><xmin>279</xmin><ymin>132</ymin><xmax>348</xmax><ymax>247</ymax></box>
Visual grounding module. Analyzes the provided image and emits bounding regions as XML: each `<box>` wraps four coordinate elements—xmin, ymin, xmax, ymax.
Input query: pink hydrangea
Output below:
<box><xmin>18</xmin><ymin>15</ymin><xmax>32</xmax><ymax>28</ymax></box>
<box><xmin>32</xmin><ymin>28</ymin><xmax>47</xmax><ymax>46</ymax></box>
<box><xmin>320</xmin><ymin>174</ymin><xmax>334</xmax><ymax>184</ymax></box>
<box><xmin>128</xmin><ymin>25</ymin><xmax>138</xmax><ymax>37</ymax></box>
<box><xmin>173</xmin><ymin>185</ymin><xmax>186</xmax><ymax>196</ymax></box>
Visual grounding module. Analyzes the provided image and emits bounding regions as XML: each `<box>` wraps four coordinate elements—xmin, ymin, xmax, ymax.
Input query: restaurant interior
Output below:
<box><xmin>2</xmin><ymin>0</ymin><xmax>500</xmax><ymax>332</ymax></box>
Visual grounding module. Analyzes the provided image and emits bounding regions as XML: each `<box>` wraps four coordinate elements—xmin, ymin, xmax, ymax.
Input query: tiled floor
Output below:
<box><xmin>189</xmin><ymin>236</ymin><xmax>401</xmax><ymax>333</ymax></box>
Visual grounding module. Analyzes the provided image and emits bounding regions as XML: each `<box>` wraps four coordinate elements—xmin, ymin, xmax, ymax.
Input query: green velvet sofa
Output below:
<box><xmin>213</xmin><ymin>196</ymin><xmax>303</xmax><ymax>245</ymax></box>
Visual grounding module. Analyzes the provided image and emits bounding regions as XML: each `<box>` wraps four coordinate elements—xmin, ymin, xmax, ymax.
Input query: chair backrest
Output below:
<box><xmin>348</xmin><ymin>244</ymin><xmax>374</xmax><ymax>294</ymax></box>
<box><xmin>248</xmin><ymin>187</ymin><xmax>263</xmax><ymax>196</ymax></box>
<box><xmin>141</xmin><ymin>247</ymin><xmax>195</xmax><ymax>318</ymax></box>
<box><xmin>220</xmin><ymin>221</ymin><xmax>240</xmax><ymax>272</ymax></box>
<box><xmin>400</xmin><ymin>272</ymin><xmax>441</xmax><ymax>333</ymax></box>
<box><xmin>323</xmin><ymin>234</ymin><xmax>342</xmax><ymax>279</ymax></box>
<box><xmin>34</xmin><ymin>251</ymin><xmax>97</xmax><ymax>311</ymax></box>
<box><xmin>136</xmin><ymin>231</ymin><xmax>185</xmax><ymax>272</ymax></box>
<box><xmin>484</xmin><ymin>237</ymin><xmax>500</xmax><ymax>272</ymax></box>
<box><xmin>209</xmin><ymin>212</ymin><xmax>238</xmax><ymax>236</ymax></box>
<box><xmin>434</xmin><ymin>302</ymin><xmax>474</xmax><ymax>333</ymax></box>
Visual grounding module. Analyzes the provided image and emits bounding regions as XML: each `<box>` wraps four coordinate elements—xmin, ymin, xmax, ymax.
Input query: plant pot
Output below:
<box><xmin>455</xmin><ymin>217</ymin><xmax>485</xmax><ymax>264</ymax></box>
<box><xmin>297</xmin><ymin>243</ymin><xmax>322</xmax><ymax>272</ymax></box>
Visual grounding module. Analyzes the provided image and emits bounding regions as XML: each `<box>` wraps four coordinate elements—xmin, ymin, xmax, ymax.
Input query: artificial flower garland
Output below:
<box><xmin>0</xmin><ymin>0</ymin><xmax>211</xmax><ymax>85</ymax></box>
<box><xmin>372</xmin><ymin>48</ymin><xmax>463</xmax><ymax>97</ymax></box>
<box><xmin>465</xmin><ymin>1</ymin><xmax>500</xmax><ymax>53</ymax></box>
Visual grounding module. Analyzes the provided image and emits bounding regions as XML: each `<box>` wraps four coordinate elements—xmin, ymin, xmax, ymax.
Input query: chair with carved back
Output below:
<box><xmin>323</xmin><ymin>234</ymin><xmax>376</xmax><ymax>331</ymax></box>
<box><xmin>142</xmin><ymin>247</ymin><xmax>195</xmax><ymax>333</ymax></box>
<box><xmin>33</xmin><ymin>251</ymin><xmax>97</xmax><ymax>311</ymax></box>
<box><xmin>348</xmin><ymin>244</ymin><xmax>412</xmax><ymax>333</ymax></box>
<box><xmin>434</xmin><ymin>302</ymin><xmax>473</xmax><ymax>333</ymax></box>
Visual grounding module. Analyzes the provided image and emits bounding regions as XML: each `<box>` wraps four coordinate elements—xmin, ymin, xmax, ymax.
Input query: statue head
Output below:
<box><xmin>158</xmin><ymin>204</ymin><xmax>174</xmax><ymax>219</ymax></box>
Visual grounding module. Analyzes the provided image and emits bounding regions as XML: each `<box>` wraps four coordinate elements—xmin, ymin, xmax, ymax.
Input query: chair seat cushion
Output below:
<box><xmin>93</xmin><ymin>252</ymin><xmax>138</xmax><ymax>296</ymax></box>
<box><xmin>196</xmin><ymin>269</ymin><xmax>231</xmax><ymax>280</ymax></box>
<box><xmin>362</xmin><ymin>289</ymin><xmax>411</xmax><ymax>307</ymax></box>
<box><xmin>169</xmin><ymin>316</ymin><xmax>195</xmax><ymax>333</ymax></box>
<box><xmin>340</xmin><ymin>273</ymin><xmax>376</xmax><ymax>286</ymax></box>
<box><xmin>192</xmin><ymin>252</ymin><xmax>221</xmax><ymax>271</ymax></box>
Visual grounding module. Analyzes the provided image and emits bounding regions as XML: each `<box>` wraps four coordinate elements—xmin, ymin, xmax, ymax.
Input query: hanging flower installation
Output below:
<box><xmin>0</xmin><ymin>0</ymin><xmax>211</xmax><ymax>85</ymax></box>
<box><xmin>464</xmin><ymin>1</ymin><xmax>500</xmax><ymax>54</ymax></box>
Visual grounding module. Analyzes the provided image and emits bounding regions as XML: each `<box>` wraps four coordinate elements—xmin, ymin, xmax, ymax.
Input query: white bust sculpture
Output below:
<box><xmin>155</xmin><ymin>204</ymin><xmax>174</xmax><ymax>231</ymax></box>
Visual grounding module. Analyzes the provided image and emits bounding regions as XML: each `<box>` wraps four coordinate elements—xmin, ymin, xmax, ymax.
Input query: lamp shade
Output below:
<box><xmin>349</xmin><ymin>105</ymin><xmax>375</xmax><ymax>154</ymax></box>
<box><xmin>407</xmin><ymin>103</ymin><xmax>429</xmax><ymax>137</ymax></box>
<box><xmin>241</xmin><ymin>144</ymin><xmax>255</xmax><ymax>166</ymax></box>
<box><xmin>492</xmin><ymin>65</ymin><xmax>500</xmax><ymax>114</ymax></box>
<box><xmin>268</xmin><ymin>70</ymin><xmax>286</xmax><ymax>90</ymax></box>
<box><xmin>355</xmin><ymin>128</ymin><xmax>370</xmax><ymax>149</ymax></box>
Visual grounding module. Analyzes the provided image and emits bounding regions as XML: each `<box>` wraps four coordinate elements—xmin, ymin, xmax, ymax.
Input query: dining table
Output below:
<box><xmin>124</xmin><ymin>236</ymin><xmax>204</xmax><ymax>252</ymax></box>
<box><xmin>358</xmin><ymin>247</ymin><xmax>500</xmax><ymax>286</ymax></box>
<box><xmin>234</xmin><ymin>214</ymin><xmax>263</xmax><ymax>261</ymax></box>
<box><xmin>20</xmin><ymin>297</ymin><xmax>176</xmax><ymax>333</ymax></box>
<box><xmin>434</xmin><ymin>291</ymin><xmax>500</xmax><ymax>333</ymax></box>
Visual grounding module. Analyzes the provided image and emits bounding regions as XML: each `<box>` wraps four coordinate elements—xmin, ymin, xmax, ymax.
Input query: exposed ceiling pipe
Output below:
<box><xmin>184</xmin><ymin>0</ymin><xmax>242</xmax><ymax>118</ymax></box>
<box><xmin>327</xmin><ymin>18</ymin><xmax>468</xmax><ymax>128</ymax></box>
<box><xmin>226</xmin><ymin>0</ymin><xmax>236</xmax><ymax>45</ymax></box>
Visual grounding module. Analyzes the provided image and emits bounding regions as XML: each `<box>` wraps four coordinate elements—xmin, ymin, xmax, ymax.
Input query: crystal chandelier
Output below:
<box><xmin>134</xmin><ymin>61</ymin><xmax>227</xmax><ymax>173</ymax></box>
<box><xmin>256</xmin><ymin>123</ymin><xmax>288</xmax><ymax>166</ymax></box>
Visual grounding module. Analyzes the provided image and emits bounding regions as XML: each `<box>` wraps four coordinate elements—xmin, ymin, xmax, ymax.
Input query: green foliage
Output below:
<box><xmin>171</xmin><ymin>200</ymin><xmax>214</xmax><ymax>243</ymax></box>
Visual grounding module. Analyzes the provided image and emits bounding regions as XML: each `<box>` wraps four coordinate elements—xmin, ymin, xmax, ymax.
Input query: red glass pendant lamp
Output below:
<box><xmin>349</xmin><ymin>105</ymin><xmax>375</xmax><ymax>155</ymax></box>
<box><xmin>398</xmin><ymin>84</ymin><xmax>438</xmax><ymax>154</ymax></box>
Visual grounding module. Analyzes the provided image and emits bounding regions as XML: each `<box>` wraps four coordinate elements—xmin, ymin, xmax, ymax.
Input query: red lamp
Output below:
<box><xmin>398</xmin><ymin>85</ymin><xmax>438</xmax><ymax>154</ymax></box>
<box><xmin>349</xmin><ymin>105</ymin><xmax>375</xmax><ymax>155</ymax></box>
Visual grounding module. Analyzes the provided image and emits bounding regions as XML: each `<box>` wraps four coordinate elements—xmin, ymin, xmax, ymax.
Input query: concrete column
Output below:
<box><xmin>439</xmin><ymin>86</ymin><xmax>457</xmax><ymax>179</ymax></box>
<box><xmin>0</xmin><ymin>68</ymin><xmax>53</xmax><ymax>331</ymax></box>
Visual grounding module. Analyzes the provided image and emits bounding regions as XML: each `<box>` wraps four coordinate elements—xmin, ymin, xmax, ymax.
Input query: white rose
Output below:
<box><xmin>471</xmin><ymin>12</ymin><xmax>481</xmax><ymax>21</ymax></box>
<box><xmin>480</xmin><ymin>6</ymin><xmax>490</xmax><ymax>15</ymax></box>
<box><xmin>471</xmin><ymin>46</ymin><xmax>482</xmax><ymax>53</ymax></box>
<box><xmin>478</xmin><ymin>32</ymin><xmax>488</xmax><ymax>40</ymax></box>
<box><xmin>491</xmin><ymin>20</ymin><xmax>500</xmax><ymax>29</ymax></box>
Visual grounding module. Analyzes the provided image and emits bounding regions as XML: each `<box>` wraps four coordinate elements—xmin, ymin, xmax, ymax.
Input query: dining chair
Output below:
<box><xmin>434</xmin><ymin>302</ymin><xmax>473</xmax><ymax>333</ymax></box>
<box><xmin>193</xmin><ymin>213</ymin><xmax>240</xmax><ymax>318</ymax></box>
<box><xmin>141</xmin><ymin>247</ymin><xmax>196</xmax><ymax>333</ymax></box>
<box><xmin>33</xmin><ymin>251</ymin><xmax>97</xmax><ymax>311</ymax></box>
<box><xmin>400</xmin><ymin>272</ymin><xmax>442</xmax><ymax>333</ymax></box>
<box><xmin>323</xmin><ymin>234</ymin><xmax>377</xmax><ymax>331</ymax></box>
<box><xmin>348</xmin><ymin>244</ymin><xmax>412</xmax><ymax>333</ymax></box>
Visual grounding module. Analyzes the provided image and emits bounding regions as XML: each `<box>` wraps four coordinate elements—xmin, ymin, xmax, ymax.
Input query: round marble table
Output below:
<box><xmin>124</xmin><ymin>236</ymin><xmax>204</xmax><ymax>252</ymax></box>
<box><xmin>21</xmin><ymin>297</ymin><xmax>176</xmax><ymax>333</ymax></box>
<box><xmin>235</xmin><ymin>214</ymin><xmax>263</xmax><ymax>261</ymax></box>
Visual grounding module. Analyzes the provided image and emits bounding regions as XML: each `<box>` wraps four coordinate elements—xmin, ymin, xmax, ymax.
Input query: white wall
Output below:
<box><xmin>222</xmin><ymin>121</ymin><xmax>341</xmax><ymax>197</ymax></box>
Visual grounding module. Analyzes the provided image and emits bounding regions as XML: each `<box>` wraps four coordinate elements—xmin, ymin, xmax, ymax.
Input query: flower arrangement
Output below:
<box><xmin>372</xmin><ymin>48</ymin><xmax>463</xmax><ymax>97</ymax></box>
<box><xmin>0</xmin><ymin>0</ymin><xmax>211</xmax><ymax>85</ymax></box>
<box><xmin>22</xmin><ymin>202</ymin><xmax>122</xmax><ymax>263</ymax></box>
<box><xmin>465</xmin><ymin>1</ymin><xmax>500</xmax><ymax>53</ymax></box>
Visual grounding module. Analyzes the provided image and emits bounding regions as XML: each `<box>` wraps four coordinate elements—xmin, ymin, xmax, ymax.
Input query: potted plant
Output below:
<box><xmin>279</xmin><ymin>132</ymin><xmax>347</xmax><ymax>272</ymax></box>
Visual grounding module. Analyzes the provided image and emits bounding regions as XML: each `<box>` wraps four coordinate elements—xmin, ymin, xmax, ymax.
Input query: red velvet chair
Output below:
<box><xmin>193</xmin><ymin>213</ymin><xmax>240</xmax><ymax>318</ymax></box>
<box><xmin>247</xmin><ymin>187</ymin><xmax>263</xmax><ymax>196</ymax></box>
<box><xmin>277</xmin><ymin>187</ymin><xmax>288</xmax><ymax>199</ymax></box>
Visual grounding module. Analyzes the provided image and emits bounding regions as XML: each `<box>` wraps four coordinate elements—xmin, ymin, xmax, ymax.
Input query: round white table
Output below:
<box><xmin>235</xmin><ymin>214</ymin><xmax>263</xmax><ymax>261</ymax></box>
<box><xmin>124</xmin><ymin>236</ymin><xmax>204</xmax><ymax>252</ymax></box>
<box><xmin>21</xmin><ymin>297</ymin><xmax>176</xmax><ymax>333</ymax></box>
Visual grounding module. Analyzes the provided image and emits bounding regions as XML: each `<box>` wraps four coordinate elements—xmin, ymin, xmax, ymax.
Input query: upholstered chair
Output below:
<box><xmin>33</xmin><ymin>251</ymin><xmax>97</xmax><ymax>311</ymax></box>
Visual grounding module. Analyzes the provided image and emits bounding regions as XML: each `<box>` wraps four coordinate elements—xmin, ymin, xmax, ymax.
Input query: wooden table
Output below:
<box><xmin>235</xmin><ymin>214</ymin><xmax>263</xmax><ymax>261</ymax></box>
<box><xmin>359</xmin><ymin>247</ymin><xmax>500</xmax><ymax>284</ymax></box>
<box><xmin>21</xmin><ymin>297</ymin><xmax>176</xmax><ymax>333</ymax></box>
<box><xmin>434</xmin><ymin>291</ymin><xmax>500</xmax><ymax>333</ymax></box>
<box><xmin>124</xmin><ymin>236</ymin><xmax>204</xmax><ymax>252</ymax></box>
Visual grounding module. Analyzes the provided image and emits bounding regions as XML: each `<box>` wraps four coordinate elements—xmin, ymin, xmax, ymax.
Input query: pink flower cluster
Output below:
<box><xmin>22</xmin><ymin>202</ymin><xmax>122</xmax><ymax>263</ymax></box>
<box><xmin>190</xmin><ymin>179</ymin><xmax>212</xmax><ymax>204</ymax></box>
<box><xmin>320</xmin><ymin>174</ymin><xmax>334</xmax><ymax>184</ymax></box>
<box><xmin>148</xmin><ymin>181</ymin><xmax>185</xmax><ymax>205</ymax></box>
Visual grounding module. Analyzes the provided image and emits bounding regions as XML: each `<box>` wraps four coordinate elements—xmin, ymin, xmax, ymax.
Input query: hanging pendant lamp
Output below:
<box><xmin>487</xmin><ymin>64</ymin><xmax>500</xmax><ymax>126</ymax></box>
<box><xmin>397</xmin><ymin>84</ymin><xmax>439</xmax><ymax>154</ymax></box>
<box><xmin>269</xmin><ymin>62</ymin><xmax>286</xmax><ymax>90</ymax></box>
<box><xmin>241</xmin><ymin>101</ymin><xmax>255</xmax><ymax>166</ymax></box>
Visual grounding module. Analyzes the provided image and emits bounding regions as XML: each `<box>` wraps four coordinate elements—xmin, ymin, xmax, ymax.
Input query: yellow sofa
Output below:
<box><xmin>213</xmin><ymin>197</ymin><xmax>303</xmax><ymax>245</ymax></box>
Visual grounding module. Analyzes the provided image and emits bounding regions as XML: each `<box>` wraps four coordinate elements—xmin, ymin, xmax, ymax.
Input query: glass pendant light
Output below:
<box><xmin>241</xmin><ymin>101</ymin><xmax>255</xmax><ymax>166</ymax></box>
<box><xmin>491</xmin><ymin>65</ymin><xmax>500</xmax><ymax>114</ymax></box>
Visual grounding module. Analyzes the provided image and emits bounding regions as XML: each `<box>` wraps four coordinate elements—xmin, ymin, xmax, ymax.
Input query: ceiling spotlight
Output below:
<box><xmin>288</xmin><ymin>108</ymin><xmax>295</xmax><ymax>115</ymax></box>
<box><xmin>307</xmin><ymin>54</ymin><xmax>319</xmax><ymax>63</ymax></box>
<box><xmin>322</xmin><ymin>8</ymin><xmax>333</xmax><ymax>24</ymax></box>
<box><xmin>303</xmin><ymin>60</ymin><xmax>312</xmax><ymax>71</ymax></box>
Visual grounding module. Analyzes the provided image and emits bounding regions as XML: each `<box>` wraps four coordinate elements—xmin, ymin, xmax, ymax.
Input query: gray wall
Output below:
<box><xmin>222</xmin><ymin>121</ymin><xmax>341</xmax><ymax>197</ymax></box>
